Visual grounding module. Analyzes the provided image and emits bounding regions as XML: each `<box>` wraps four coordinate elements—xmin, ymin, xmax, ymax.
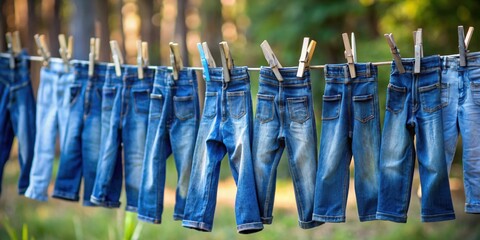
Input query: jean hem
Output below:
<box><xmin>138</xmin><ymin>215</ymin><xmax>162</xmax><ymax>224</ymax></box>
<box><xmin>24</xmin><ymin>190</ymin><xmax>48</xmax><ymax>202</ymax></box>
<box><xmin>359</xmin><ymin>214</ymin><xmax>378</xmax><ymax>222</ymax></box>
<box><xmin>465</xmin><ymin>203</ymin><xmax>480</xmax><ymax>213</ymax></box>
<box><xmin>299</xmin><ymin>219</ymin><xmax>324</xmax><ymax>229</ymax></box>
<box><xmin>182</xmin><ymin>220</ymin><xmax>212</xmax><ymax>232</ymax></box>
<box><xmin>312</xmin><ymin>214</ymin><xmax>345</xmax><ymax>223</ymax></box>
<box><xmin>52</xmin><ymin>191</ymin><xmax>79</xmax><ymax>201</ymax></box>
<box><xmin>18</xmin><ymin>187</ymin><xmax>27</xmax><ymax>195</ymax></box>
<box><xmin>376</xmin><ymin>212</ymin><xmax>406</xmax><ymax>223</ymax></box>
<box><xmin>82</xmin><ymin>200</ymin><xmax>98</xmax><ymax>207</ymax></box>
<box><xmin>236</xmin><ymin>222</ymin><xmax>264</xmax><ymax>234</ymax></box>
<box><xmin>90</xmin><ymin>196</ymin><xmax>121</xmax><ymax>208</ymax></box>
<box><xmin>261</xmin><ymin>216</ymin><xmax>273</xmax><ymax>224</ymax></box>
<box><xmin>125</xmin><ymin>205</ymin><xmax>138</xmax><ymax>212</ymax></box>
<box><xmin>421</xmin><ymin>212</ymin><xmax>455</xmax><ymax>222</ymax></box>
<box><xmin>173</xmin><ymin>214</ymin><xmax>184</xmax><ymax>221</ymax></box>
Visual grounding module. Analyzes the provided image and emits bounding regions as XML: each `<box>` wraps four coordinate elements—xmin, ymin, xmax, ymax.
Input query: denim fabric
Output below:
<box><xmin>313</xmin><ymin>63</ymin><xmax>380</xmax><ymax>223</ymax></box>
<box><xmin>25</xmin><ymin>60</ymin><xmax>75</xmax><ymax>201</ymax></box>
<box><xmin>441</xmin><ymin>52</ymin><xmax>480</xmax><ymax>213</ymax></box>
<box><xmin>252</xmin><ymin>67</ymin><xmax>320</xmax><ymax>229</ymax></box>
<box><xmin>377</xmin><ymin>56</ymin><xmax>455</xmax><ymax>223</ymax></box>
<box><xmin>138</xmin><ymin>68</ymin><xmax>199</xmax><ymax>223</ymax></box>
<box><xmin>91</xmin><ymin>65</ymin><xmax>154</xmax><ymax>212</ymax></box>
<box><xmin>0</xmin><ymin>52</ymin><xmax>35</xmax><ymax>195</ymax></box>
<box><xmin>182</xmin><ymin>67</ymin><xmax>263</xmax><ymax>234</ymax></box>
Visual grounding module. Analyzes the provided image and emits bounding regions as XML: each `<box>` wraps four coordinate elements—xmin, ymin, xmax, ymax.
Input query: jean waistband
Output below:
<box><xmin>207</xmin><ymin>66</ymin><xmax>249</xmax><ymax>82</ymax></box>
<box><xmin>325</xmin><ymin>63</ymin><xmax>378</xmax><ymax>80</ymax></box>
<box><xmin>73</xmin><ymin>62</ymin><xmax>109</xmax><ymax>82</ymax></box>
<box><xmin>105</xmin><ymin>65</ymin><xmax>154</xmax><ymax>87</ymax></box>
<box><xmin>259</xmin><ymin>67</ymin><xmax>311</xmax><ymax>86</ymax></box>
<box><xmin>441</xmin><ymin>51</ymin><xmax>480</xmax><ymax>69</ymax></box>
<box><xmin>0</xmin><ymin>50</ymin><xmax>30</xmax><ymax>74</ymax></box>
<box><xmin>154</xmin><ymin>67</ymin><xmax>197</xmax><ymax>87</ymax></box>
<box><xmin>391</xmin><ymin>55</ymin><xmax>441</xmax><ymax>74</ymax></box>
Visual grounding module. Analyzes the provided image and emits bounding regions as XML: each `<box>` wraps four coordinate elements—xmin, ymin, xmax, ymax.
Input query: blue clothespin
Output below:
<box><xmin>197</xmin><ymin>42</ymin><xmax>216</xmax><ymax>81</ymax></box>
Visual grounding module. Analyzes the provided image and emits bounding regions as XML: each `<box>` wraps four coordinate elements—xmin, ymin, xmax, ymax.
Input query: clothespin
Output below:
<box><xmin>297</xmin><ymin>37</ymin><xmax>316</xmax><ymax>77</ymax></box>
<box><xmin>197</xmin><ymin>42</ymin><xmax>215</xmax><ymax>81</ymax></box>
<box><xmin>110</xmin><ymin>40</ymin><xmax>123</xmax><ymax>77</ymax></box>
<box><xmin>137</xmin><ymin>40</ymin><xmax>144</xmax><ymax>79</ymax></box>
<box><xmin>384</xmin><ymin>33</ymin><xmax>405</xmax><ymax>73</ymax></box>
<box><xmin>34</xmin><ymin>34</ymin><xmax>51</xmax><ymax>67</ymax></box>
<box><xmin>342</xmin><ymin>33</ymin><xmax>356</xmax><ymax>78</ymax></box>
<box><xmin>413</xmin><ymin>29</ymin><xmax>423</xmax><ymax>74</ymax></box>
<box><xmin>260</xmin><ymin>40</ymin><xmax>283</xmax><ymax>81</ymax></box>
<box><xmin>458</xmin><ymin>26</ymin><xmax>474</xmax><ymax>67</ymax></box>
<box><xmin>59</xmin><ymin>34</ymin><xmax>73</xmax><ymax>72</ymax></box>
<box><xmin>219</xmin><ymin>41</ymin><xmax>234</xmax><ymax>82</ymax></box>
<box><xmin>88</xmin><ymin>37</ymin><xmax>100</xmax><ymax>77</ymax></box>
<box><xmin>5</xmin><ymin>32</ymin><xmax>15</xmax><ymax>69</ymax></box>
<box><xmin>12</xmin><ymin>31</ymin><xmax>21</xmax><ymax>54</ymax></box>
<box><xmin>142</xmin><ymin>42</ymin><xmax>149</xmax><ymax>66</ymax></box>
<box><xmin>351</xmin><ymin>32</ymin><xmax>357</xmax><ymax>63</ymax></box>
<box><xmin>169</xmin><ymin>42</ymin><xmax>183</xmax><ymax>80</ymax></box>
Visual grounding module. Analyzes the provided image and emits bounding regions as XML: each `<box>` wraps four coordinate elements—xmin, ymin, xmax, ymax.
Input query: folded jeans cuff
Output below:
<box><xmin>236</xmin><ymin>222</ymin><xmax>264</xmax><ymax>234</ymax></box>
<box><xmin>24</xmin><ymin>188</ymin><xmax>48</xmax><ymax>202</ymax></box>
<box><xmin>138</xmin><ymin>214</ymin><xmax>162</xmax><ymax>224</ymax></box>
<box><xmin>261</xmin><ymin>216</ymin><xmax>273</xmax><ymax>224</ymax></box>
<box><xmin>298</xmin><ymin>219</ymin><xmax>324</xmax><ymax>229</ymax></box>
<box><xmin>52</xmin><ymin>190</ymin><xmax>80</xmax><ymax>201</ymax></box>
<box><xmin>182</xmin><ymin>220</ymin><xmax>212</xmax><ymax>232</ymax></box>
<box><xmin>90</xmin><ymin>196</ymin><xmax>121</xmax><ymax>208</ymax></box>
<box><xmin>312</xmin><ymin>213</ymin><xmax>345</xmax><ymax>223</ymax></box>
<box><xmin>421</xmin><ymin>212</ymin><xmax>455</xmax><ymax>222</ymax></box>
<box><xmin>465</xmin><ymin>203</ymin><xmax>480</xmax><ymax>214</ymax></box>
<box><xmin>375</xmin><ymin>211</ymin><xmax>407</xmax><ymax>223</ymax></box>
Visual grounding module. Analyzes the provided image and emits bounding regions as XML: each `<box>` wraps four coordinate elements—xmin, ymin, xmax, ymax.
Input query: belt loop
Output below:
<box><xmin>324</xmin><ymin>64</ymin><xmax>328</xmax><ymax>79</ymax></box>
<box><xmin>343</xmin><ymin>65</ymin><xmax>348</xmax><ymax>79</ymax></box>
<box><xmin>366</xmin><ymin>63</ymin><xmax>371</xmax><ymax>77</ymax></box>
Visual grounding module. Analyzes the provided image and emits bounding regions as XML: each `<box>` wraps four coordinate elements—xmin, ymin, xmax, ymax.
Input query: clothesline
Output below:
<box><xmin>0</xmin><ymin>53</ymin><xmax>393</xmax><ymax>71</ymax></box>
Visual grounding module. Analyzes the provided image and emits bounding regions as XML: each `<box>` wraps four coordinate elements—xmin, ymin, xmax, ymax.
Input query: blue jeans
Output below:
<box><xmin>252</xmin><ymin>67</ymin><xmax>320</xmax><ymax>229</ymax></box>
<box><xmin>182</xmin><ymin>67</ymin><xmax>263</xmax><ymax>234</ymax></box>
<box><xmin>377</xmin><ymin>56</ymin><xmax>455</xmax><ymax>222</ymax></box>
<box><xmin>441</xmin><ymin>52</ymin><xmax>480</xmax><ymax>213</ymax></box>
<box><xmin>25</xmin><ymin>60</ymin><xmax>75</xmax><ymax>201</ymax></box>
<box><xmin>314</xmin><ymin>63</ymin><xmax>380</xmax><ymax>223</ymax></box>
<box><xmin>0</xmin><ymin>52</ymin><xmax>35</xmax><ymax>195</ymax></box>
<box><xmin>91</xmin><ymin>66</ymin><xmax>154</xmax><ymax>212</ymax></box>
<box><xmin>138</xmin><ymin>68</ymin><xmax>200</xmax><ymax>223</ymax></box>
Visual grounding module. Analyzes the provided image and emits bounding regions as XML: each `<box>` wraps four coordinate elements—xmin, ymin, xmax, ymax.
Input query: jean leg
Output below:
<box><xmin>0</xmin><ymin>84</ymin><xmax>14</xmax><ymax>195</ymax></box>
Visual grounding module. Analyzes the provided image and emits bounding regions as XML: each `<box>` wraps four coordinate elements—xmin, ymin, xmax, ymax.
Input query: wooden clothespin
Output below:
<box><xmin>458</xmin><ymin>26</ymin><xmax>474</xmax><ymax>67</ymax></box>
<box><xmin>413</xmin><ymin>29</ymin><xmax>423</xmax><ymax>74</ymax></box>
<box><xmin>110</xmin><ymin>40</ymin><xmax>124</xmax><ymax>77</ymax></box>
<box><xmin>59</xmin><ymin>34</ymin><xmax>73</xmax><ymax>72</ymax></box>
<box><xmin>342</xmin><ymin>33</ymin><xmax>356</xmax><ymax>78</ymax></box>
<box><xmin>197</xmin><ymin>42</ymin><xmax>216</xmax><ymax>81</ymax></box>
<box><xmin>297</xmin><ymin>37</ymin><xmax>316</xmax><ymax>77</ymax></box>
<box><xmin>88</xmin><ymin>37</ymin><xmax>100</xmax><ymax>77</ymax></box>
<box><xmin>34</xmin><ymin>34</ymin><xmax>51</xmax><ymax>67</ymax></box>
<box><xmin>219</xmin><ymin>41</ymin><xmax>234</xmax><ymax>82</ymax></box>
<box><xmin>169</xmin><ymin>42</ymin><xmax>183</xmax><ymax>80</ymax></box>
<box><xmin>384</xmin><ymin>33</ymin><xmax>405</xmax><ymax>73</ymax></box>
<box><xmin>202</xmin><ymin>42</ymin><xmax>216</xmax><ymax>68</ymax></box>
<box><xmin>260</xmin><ymin>40</ymin><xmax>283</xmax><ymax>81</ymax></box>
<box><xmin>5</xmin><ymin>32</ymin><xmax>15</xmax><ymax>69</ymax></box>
<box><xmin>351</xmin><ymin>32</ymin><xmax>357</xmax><ymax>63</ymax></box>
<box><xmin>137</xmin><ymin>40</ymin><xmax>144</xmax><ymax>79</ymax></box>
<box><xmin>12</xmin><ymin>31</ymin><xmax>21</xmax><ymax>54</ymax></box>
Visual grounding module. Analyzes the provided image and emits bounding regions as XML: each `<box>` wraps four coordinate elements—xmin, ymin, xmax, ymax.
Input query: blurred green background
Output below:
<box><xmin>1</xmin><ymin>0</ymin><xmax>480</xmax><ymax>239</ymax></box>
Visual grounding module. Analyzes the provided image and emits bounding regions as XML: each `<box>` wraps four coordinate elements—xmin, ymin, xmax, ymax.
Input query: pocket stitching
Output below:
<box><xmin>174</xmin><ymin>95</ymin><xmax>194</xmax><ymax>120</ymax></box>
<box><xmin>288</xmin><ymin>96</ymin><xmax>309</xmax><ymax>123</ymax></box>
<box><xmin>322</xmin><ymin>95</ymin><xmax>340</xmax><ymax>120</ymax></box>
<box><xmin>386</xmin><ymin>84</ymin><xmax>406</xmax><ymax>114</ymax></box>
<box><xmin>133</xmin><ymin>89</ymin><xmax>151</xmax><ymax>114</ymax></box>
<box><xmin>419</xmin><ymin>83</ymin><xmax>442</xmax><ymax>113</ymax></box>
<box><xmin>353</xmin><ymin>94</ymin><xmax>375</xmax><ymax>123</ymax></box>
<box><xmin>149</xmin><ymin>93</ymin><xmax>163</xmax><ymax>119</ymax></box>
<box><xmin>69</xmin><ymin>84</ymin><xmax>82</xmax><ymax>106</ymax></box>
<box><xmin>227</xmin><ymin>91</ymin><xmax>246</xmax><ymax>119</ymax></box>
<box><xmin>203</xmin><ymin>92</ymin><xmax>217</xmax><ymax>118</ymax></box>
<box><xmin>257</xmin><ymin>94</ymin><xmax>274</xmax><ymax>123</ymax></box>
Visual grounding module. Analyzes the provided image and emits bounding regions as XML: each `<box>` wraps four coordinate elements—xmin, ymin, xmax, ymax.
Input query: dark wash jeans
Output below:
<box><xmin>377</xmin><ymin>56</ymin><xmax>455</xmax><ymax>223</ymax></box>
<box><xmin>314</xmin><ymin>63</ymin><xmax>380</xmax><ymax>223</ymax></box>
<box><xmin>182</xmin><ymin>67</ymin><xmax>263</xmax><ymax>234</ymax></box>
<box><xmin>138</xmin><ymin>67</ymin><xmax>199</xmax><ymax>223</ymax></box>
<box><xmin>91</xmin><ymin>65</ymin><xmax>154</xmax><ymax>212</ymax></box>
<box><xmin>0</xmin><ymin>52</ymin><xmax>35</xmax><ymax>196</ymax></box>
<box><xmin>253</xmin><ymin>67</ymin><xmax>320</xmax><ymax>229</ymax></box>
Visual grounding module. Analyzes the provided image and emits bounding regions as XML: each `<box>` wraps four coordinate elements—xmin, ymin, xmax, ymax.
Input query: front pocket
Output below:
<box><xmin>133</xmin><ymin>89</ymin><xmax>151</xmax><ymax>114</ymax></box>
<box><xmin>288</xmin><ymin>96</ymin><xmax>309</xmax><ymax>123</ymax></box>
<box><xmin>227</xmin><ymin>91</ymin><xmax>246</xmax><ymax>119</ymax></box>
<box><xmin>322</xmin><ymin>94</ymin><xmax>341</xmax><ymax>120</ymax></box>
<box><xmin>441</xmin><ymin>83</ymin><xmax>449</xmax><ymax>107</ymax></box>
<box><xmin>102</xmin><ymin>86</ymin><xmax>117</xmax><ymax>111</ymax></box>
<box><xmin>471</xmin><ymin>83</ymin><xmax>480</xmax><ymax>105</ymax></box>
<box><xmin>69</xmin><ymin>84</ymin><xmax>82</xmax><ymax>105</ymax></box>
<box><xmin>386</xmin><ymin>83</ymin><xmax>406</xmax><ymax>114</ymax></box>
<box><xmin>203</xmin><ymin>92</ymin><xmax>217</xmax><ymax>118</ymax></box>
<box><xmin>149</xmin><ymin>93</ymin><xmax>163</xmax><ymax>119</ymax></box>
<box><xmin>353</xmin><ymin>94</ymin><xmax>375</xmax><ymax>123</ymax></box>
<box><xmin>256</xmin><ymin>94</ymin><xmax>275</xmax><ymax>123</ymax></box>
<box><xmin>174</xmin><ymin>95</ymin><xmax>194</xmax><ymax>120</ymax></box>
<box><xmin>419</xmin><ymin>83</ymin><xmax>442</xmax><ymax>113</ymax></box>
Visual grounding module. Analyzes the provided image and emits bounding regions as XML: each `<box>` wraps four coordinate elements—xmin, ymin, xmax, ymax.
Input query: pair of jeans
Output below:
<box><xmin>25</xmin><ymin>60</ymin><xmax>75</xmax><ymax>201</ymax></box>
<box><xmin>91</xmin><ymin>65</ymin><xmax>154</xmax><ymax>211</ymax></box>
<box><xmin>0</xmin><ymin>52</ymin><xmax>35</xmax><ymax>195</ymax></box>
<box><xmin>441</xmin><ymin>52</ymin><xmax>480</xmax><ymax>213</ymax></box>
<box><xmin>138</xmin><ymin>68</ymin><xmax>199</xmax><ymax>223</ymax></box>
<box><xmin>182</xmin><ymin>67</ymin><xmax>263</xmax><ymax>234</ymax></box>
<box><xmin>313</xmin><ymin>63</ymin><xmax>380</xmax><ymax>222</ymax></box>
<box><xmin>252</xmin><ymin>67</ymin><xmax>320</xmax><ymax>229</ymax></box>
<box><xmin>377</xmin><ymin>55</ymin><xmax>455</xmax><ymax>222</ymax></box>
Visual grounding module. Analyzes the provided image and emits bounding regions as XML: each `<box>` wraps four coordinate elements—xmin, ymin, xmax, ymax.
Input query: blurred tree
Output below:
<box><xmin>26</xmin><ymin>0</ymin><xmax>39</xmax><ymax>53</ymax></box>
<box><xmin>0</xmin><ymin>0</ymin><xmax>6</xmax><ymax>51</ymax></box>
<box><xmin>46</xmin><ymin>0</ymin><xmax>61</xmax><ymax>58</ymax></box>
<box><xmin>200</xmin><ymin>0</ymin><xmax>222</xmax><ymax>60</ymax></box>
<box><xmin>70</xmin><ymin>0</ymin><xmax>95</xmax><ymax>60</ymax></box>
<box><xmin>139</xmin><ymin>0</ymin><xmax>161</xmax><ymax>64</ymax></box>
<box><xmin>95</xmin><ymin>0</ymin><xmax>110</xmax><ymax>62</ymax></box>
<box><xmin>175</xmin><ymin>0</ymin><xmax>188</xmax><ymax>65</ymax></box>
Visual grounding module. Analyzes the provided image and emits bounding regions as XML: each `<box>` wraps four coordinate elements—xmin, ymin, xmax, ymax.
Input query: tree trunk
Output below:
<box><xmin>139</xmin><ymin>0</ymin><xmax>161</xmax><ymax>64</ymax></box>
<box><xmin>46</xmin><ymin>0</ymin><xmax>61</xmax><ymax>58</ymax></box>
<box><xmin>70</xmin><ymin>0</ymin><xmax>95</xmax><ymax>60</ymax></box>
<box><xmin>0</xmin><ymin>0</ymin><xmax>6</xmax><ymax>51</ymax></box>
<box><xmin>200</xmin><ymin>0</ymin><xmax>222</xmax><ymax>61</ymax></box>
<box><xmin>175</xmin><ymin>0</ymin><xmax>188</xmax><ymax>65</ymax></box>
<box><xmin>95</xmin><ymin>0</ymin><xmax>110</xmax><ymax>62</ymax></box>
<box><xmin>26</xmin><ymin>0</ymin><xmax>38</xmax><ymax>53</ymax></box>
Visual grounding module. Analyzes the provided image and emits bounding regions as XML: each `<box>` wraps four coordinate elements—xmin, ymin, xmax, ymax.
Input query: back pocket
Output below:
<box><xmin>419</xmin><ymin>83</ymin><xmax>442</xmax><ymax>113</ymax></box>
<box><xmin>322</xmin><ymin>94</ymin><xmax>341</xmax><ymax>120</ymax></box>
<box><xmin>203</xmin><ymin>92</ymin><xmax>217</xmax><ymax>118</ymax></box>
<box><xmin>288</xmin><ymin>96</ymin><xmax>309</xmax><ymax>123</ymax></box>
<box><xmin>149</xmin><ymin>93</ymin><xmax>163</xmax><ymax>119</ymax></box>
<box><xmin>227</xmin><ymin>91</ymin><xmax>246</xmax><ymax>119</ymax></box>
<box><xmin>353</xmin><ymin>94</ymin><xmax>375</xmax><ymax>123</ymax></box>
<box><xmin>102</xmin><ymin>86</ymin><xmax>117</xmax><ymax>111</ymax></box>
<box><xmin>256</xmin><ymin>94</ymin><xmax>275</xmax><ymax>123</ymax></box>
<box><xmin>471</xmin><ymin>82</ymin><xmax>480</xmax><ymax>105</ymax></box>
<box><xmin>69</xmin><ymin>84</ymin><xmax>82</xmax><ymax>106</ymax></box>
<box><xmin>133</xmin><ymin>89</ymin><xmax>151</xmax><ymax>114</ymax></box>
<box><xmin>174</xmin><ymin>95</ymin><xmax>195</xmax><ymax>120</ymax></box>
<box><xmin>386</xmin><ymin>83</ymin><xmax>406</xmax><ymax>114</ymax></box>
